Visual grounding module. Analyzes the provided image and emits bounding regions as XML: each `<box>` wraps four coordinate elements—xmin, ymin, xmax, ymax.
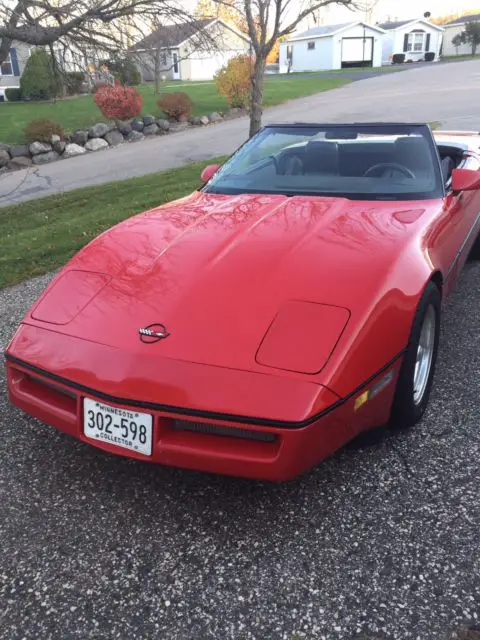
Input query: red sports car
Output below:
<box><xmin>5</xmin><ymin>123</ymin><xmax>480</xmax><ymax>481</ymax></box>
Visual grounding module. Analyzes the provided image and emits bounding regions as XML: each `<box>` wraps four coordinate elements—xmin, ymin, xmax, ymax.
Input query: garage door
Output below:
<box><xmin>341</xmin><ymin>37</ymin><xmax>373</xmax><ymax>68</ymax></box>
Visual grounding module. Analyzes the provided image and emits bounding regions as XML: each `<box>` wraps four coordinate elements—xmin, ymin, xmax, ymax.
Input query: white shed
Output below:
<box><xmin>442</xmin><ymin>14</ymin><xmax>480</xmax><ymax>57</ymax></box>
<box><xmin>377</xmin><ymin>19</ymin><xmax>444</xmax><ymax>64</ymax></box>
<box><xmin>279</xmin><ymin>22</ymin><xmax>385</xmax><ymax>74</ymax></box>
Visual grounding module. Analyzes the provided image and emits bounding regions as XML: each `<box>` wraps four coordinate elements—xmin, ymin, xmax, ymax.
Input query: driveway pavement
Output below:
<box><xmin>2</xmin><ymin>59</ymin><xmax>480</xmax><ymax>206</ymax></box>
<box><xmin>0</xmin><ymin>260</ymin><xmax>479</xmax><ymax>639</ymax></box>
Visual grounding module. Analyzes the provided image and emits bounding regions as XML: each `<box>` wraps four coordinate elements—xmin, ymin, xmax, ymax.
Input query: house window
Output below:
<box><xmin>307</xmin><ymin>41</ymin><xmax>315</xmax><ymax>50</ymax></box>
<box><xmin>0</xmin><ymin>52</ymin><xmax>13</xmax><ymax>76</ymax></box>
<box><xmin>407</xmin><ymin>31</ymin><xmax>426</xmax><ymax>52</ymax></box>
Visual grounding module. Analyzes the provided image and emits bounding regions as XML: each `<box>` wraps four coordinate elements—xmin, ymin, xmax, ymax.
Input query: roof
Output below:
<box><xmin>377</xmin><ymin>18</ymin><xmax>444</xmax><ymax>32</ymax></box>
<box><xmin>287</xmin><ymin>21</ymin><xmax>385</xmax><ymax>42</ymax></box>
<box><xmin>444</xmin><ymin>13</ymin><xmax>480</xmax><ymax>26</ymax></box>
<box><xmin>131</xmin><ymin>18</ymin><xmax>216</xmax><ymax>50</ymax></box>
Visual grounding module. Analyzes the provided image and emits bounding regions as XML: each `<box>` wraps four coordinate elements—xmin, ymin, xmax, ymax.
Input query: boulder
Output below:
<box><xmin>227</xmin><ymin>107</ymin><xmax>243</xmax><ymax>117</ymax></box>
<box><xmin>0</xmin><ymin>150</ymin><xmax>10</xmax><ymax>167</ymax></box>
<box><xmin>10</xmin><ymin>145</ymin><xmax>29</xmax><ymax>158</ymax></box>
<box><xmin>85</xmin><ymin>137</ymin><xmax>109</xmax><ymax>152</ymax></box>
<box><xmin>191</xmin><ymin>117</ymin><xmax>202</xmax><ymax>126</ymax></box>
<box><xmin>29</xmin><ymin>141</ymin><xmax>52</xmax><ymax>155</ymax></box>
<box><xmin>156</xmin><ymin>119</ymin><xmax>170</xmax><ymax>132</ymax></box>
<box><xmin>52</xmin><ymin>138</ymin><xmax>66</xmax><ymax>154</ymax></box>
<box><xmin>143</xmin><ymin>115</ymin><xmax>156</xmax><ymax>126</ymax></box>
<box><xmin>105</xmin><ymin>130</ymin><xmax>124</xmax><ymax>146</ymax></box>
<box><xmin>63</xmin><ymin>143</ymin><xmax>87</xmax><ymax>158</ymax></box>
<box><xmin>8</xmin><ymin>156</ymin><xmax>33</xmax><ymax>170</ymax></box>
<box><xmin>169</xmin><ymin>121</ymin><xmax>190</xmax><ymax>133</ymax></box>
<box><xmin>72</xmin><ymin>130</ymin><xmax>89</xmax><ymax>146</ymax></box>
<box><xmin>89</xmin><ymin>122</ymin><xmax>110</xmax><ymax>138</ymax></box>
<box><xmin>0</xmin><ymin>143</ymin><xmax>10</xmax><ymax>153</ymax></box>
<box><xmin>131</xmin><ymin>119</ymin><xmax>144</xmax><ymax>132</ymax></box>
<box><xmin>143</xmin><ymin>123</ymin><xmax>158</xmax><ymax>136</ymax></box>
<box><xmin>32</xmin><ymin>151</ymin><xmax>60</xmax><ymax>165</ymax></box>
<box><xmin>117</xmin><ymin>121</ymin><xmax>132</xmax><ymax>136</ymax></box>
<box><xmin>126</xmin><ymin>130</ymin><xmax>145</xmax><ymax>142</ymax></box>
<box><xmin>208</xmin><ymin>112</ymin><xmax>220</xmax><ymax>122</ymax></box>
<box><xmin>200</xmin><ymin>115</ymin><xmax>209</xmax><ymax>125</ymax></box>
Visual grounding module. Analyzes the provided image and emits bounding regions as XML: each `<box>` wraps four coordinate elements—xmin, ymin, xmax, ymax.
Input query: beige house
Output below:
<box><xmin>131</xmin><ymin>18</ymin><xmax>251</xmax><ymax>82</ymax></box>
<box><xmin>0</xmin><ymin>41</ymin><xmax>31</xmax><ymax>100</ymax></box>
<box><xmin>442</xmin><ymin>14</ymin><xmax>480</xmax><ymax>57</ymax></box>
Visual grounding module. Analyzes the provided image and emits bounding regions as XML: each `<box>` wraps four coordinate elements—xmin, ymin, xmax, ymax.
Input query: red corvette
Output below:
<box><xmin>5</xmin><ymin>123</ymin><xmax>480</xmax><ymax>480</ymax></box>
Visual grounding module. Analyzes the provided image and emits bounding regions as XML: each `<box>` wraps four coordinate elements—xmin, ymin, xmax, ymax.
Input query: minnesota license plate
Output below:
<box><xmin>83</xmin><ymin>398</ymin><xmax>153</xmax><ymax>456</ymax></box>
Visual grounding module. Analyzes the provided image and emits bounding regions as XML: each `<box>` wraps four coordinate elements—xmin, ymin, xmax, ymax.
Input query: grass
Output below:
<box><xmin>440</xmin><ymin>53</ymin><xmax>480</xmax><ymax>61</ymax></box>
<box><xmin>0</xmin><ymin>156</ymin><xmax>226</xmax><ymax>289</ymax></box>
<box><xmin>0</xmin><ymin>76</ymin><xmax>349</xmax><ymax>145</ymax></box>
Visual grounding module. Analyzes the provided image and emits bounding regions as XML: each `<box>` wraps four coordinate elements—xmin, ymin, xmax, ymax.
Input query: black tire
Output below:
<box><xmin>390</xmin><ymin>282</ymin><xmax>441</xmax><ymax>429</ymax></box>
<box><xmin>468</xmin><ymin>232</ymin><xmax>480</xmax><ymax>260</ymax></box>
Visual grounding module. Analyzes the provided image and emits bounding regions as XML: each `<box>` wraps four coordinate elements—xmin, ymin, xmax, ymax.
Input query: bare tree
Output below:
<box><xmin>211</xmin><ymin>0</ymin><xmax>356</xmax><ymax>137</ymax></box>
<box><xmin>0</xmin><ymin>0</ymin><xmax>201</xmax><ymax>67</ymax></box>
<box><xmin>361</xmin><ymin>0</ymin><xmax>381</xmax><ymax>23</ymax></box>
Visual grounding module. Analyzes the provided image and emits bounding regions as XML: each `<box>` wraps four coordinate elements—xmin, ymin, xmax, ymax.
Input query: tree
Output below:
<box><xmin>460</xmin><ymin>21</ymin><xmax>480</xmax><ymax>55</ymax></box>
<box><xmin>195</xmin><ymin>0</ymin><xmax>249</xmax><ymax>33</ymax></box>
<box><xmin>451</xmin><ymin>33</ymin><xmax>463</xmax><ymax>54</ymax></box>
<box><xmin>361</xmin><ymin>0</ymin><xmax>380</xmax><ymax>23</ymax></box>
<box><xmin>20</xmin><ymin>48</ymin><xmax>63</xmax><ymax>99</ymax></box>
<box><xmin>0</xmin><ymin>0</ymin><xmax>205</xmax><ymax>68</ymax></box>
<box><xmin>210</xmin><ymin>0</ymin><xmax>355</xmax><ymax>137</ymax></box>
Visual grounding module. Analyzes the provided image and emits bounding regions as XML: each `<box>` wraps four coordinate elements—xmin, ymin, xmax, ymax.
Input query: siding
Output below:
<box><xmin>279</xmin><ymin>36</ymin><xmax>334</xmax><ymax>73</ymax></box>
<box><xmin>0</xmin><ymin>41</ymin><xmax>30</xmax><ymax>89</ymax></box>
<box><xmin>134</xmin><ymin>50</ymin><xmax>175</xmax><ymax>81</ymax></box>
<box><xmin>442</xmin><ymin>24</ymin><xmax>475</xmax><ymax>56</ymax></box>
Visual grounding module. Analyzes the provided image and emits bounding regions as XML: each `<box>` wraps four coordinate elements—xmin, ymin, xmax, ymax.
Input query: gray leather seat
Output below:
<box><xmin>394</xmin><ymin>137</ymin><xmax>433</xmax><ymax>174</ymax></box>
<box><xmin>304</xmin><ymin>140</ymin><xmax>339</xmax><ymax>175</ymax></box>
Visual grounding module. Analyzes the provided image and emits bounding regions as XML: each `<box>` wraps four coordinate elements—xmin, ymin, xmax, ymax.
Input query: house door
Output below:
<box><xmin>172</xmin><ymin>52</ymin><xmax>180</xmax><ymax>80</ymax></box>
<box><xmin>341</xmin><ymin>37</ymin><xmax>374</xmax><ymax>68</ymax></box>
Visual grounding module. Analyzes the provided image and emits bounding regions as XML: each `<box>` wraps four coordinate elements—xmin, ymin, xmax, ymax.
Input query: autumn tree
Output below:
<box><xmin>195</xmin><ymin>0</ymin><xmax>249</xmax><ymax>33</ymax></box>
<box><xmin>209</xmin><ymin>0</ymin><xmax>355</xmax><ymax>137</ymax></box>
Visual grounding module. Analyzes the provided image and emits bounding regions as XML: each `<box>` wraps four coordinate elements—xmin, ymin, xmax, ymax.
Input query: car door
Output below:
<box><xmin>431</xmin><ymin>152</ymin><xmax>480</xmax><ymax>297</ymax></box>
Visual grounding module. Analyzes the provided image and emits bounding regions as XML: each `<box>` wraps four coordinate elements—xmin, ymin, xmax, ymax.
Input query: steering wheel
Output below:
<box><xmin>363</xmin><ymin>163</ymin><xmax>415</xmax><ymax>179</ymax></box>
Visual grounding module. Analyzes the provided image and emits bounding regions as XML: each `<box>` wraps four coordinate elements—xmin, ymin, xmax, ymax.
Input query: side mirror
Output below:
<box><xmin>200</xmin><ymin>163</ymin><xmax>221</xmax><ymax>184</ymax></box>
<box><xmin>451</xmin><ymin>168</ymin><xmax>480</xmax><ymax>192</ymax></box>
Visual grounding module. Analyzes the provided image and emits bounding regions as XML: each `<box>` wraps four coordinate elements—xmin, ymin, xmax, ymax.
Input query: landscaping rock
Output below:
<box><xmin>29</xmin><ymin>141</ymin><xmax>52</xmax><ymax>155</ymax></box>
<box><xmin>131</xmin><ymin>119</ymin><xmax>144</xmax><ymax>132</ymax></box>
<box><xmin>0</xmin><ymin>150</ymin><xmax>10</xmax><ymax>167</ymax></box>
<box><xmin>51</xmin><ymin>136</ymin><xmax>66</xmax><ymax>154</ymax></box>
<box><xmin>169</xmin><ymin>121</ymin><xmax>190</xmax><ymax>133</ymax></box>
<box><xmin>8</xmin><ymin>156</ymin><xmax>33</xmax><ymax>170</ymax></box>
<box><xmin>63</xmin><ymin>143</ymin><xmax>87</xmax><ymax>158</ymax></box>
<box><xmin>89</xmin><ymin>122</ymin><xmax>110</xmax><ymax>138</ymax></box>
<box><xmin>0</xmin><ymin>143</ymin><xmax>10</xmax><ymax>153</ymax></box>
<box><xmin>191</xmin><ymin>117</ymin><xmax>202</xmax><ymax>125</ymax></box>
<box><xmin>117</xmin><ymin>121</ymin><xmax>132</xmax><ymax>136</ymax></box>
<box><xmin>32</xmin><ymin>151</ymin><xmax>60</xmax><ymax>165</ymax></box>
<box><xmin>107</xmin><ymin>122</ymin><xmax>117</xmax><ymax>132</ymax></box>
<box><xmin>126</xmin><ymin>130</ymin><xmax>144</xmax><ymax>142</ymax></box>
<box><xmin>208</xmin><ymin>112</ymin><xmax>220</xmax><ymax>122</ymax></box>
<box><xmin>143</xmin><ymin>115</ymin><xmax>156</xmax><ymax>126</ymax></box>
<box><xmin>72</xmin><ymin>130</ymin><xmax>88</xmax><ymax>146</ymax></box>
<box><xmin>156</xmin><ymin>119</ymin><xmax>170</xmax><ymax>132</ymax></box>
<box><xmin>143</xmin><ymin>123</ymin><xmax>158</xmax><ymax>136</ymax></box>
<box><xmin>227</xmin><ymin>107</ymin><xmax>243</xmax><ymax>117</ymax></box>
<box><xmin>85</xmin><ymin>137</ymin><xmax>109</xmax><ymax>152</ymax></box>
<box><xmin>105</xmin><ymin>130</ymin><xmax>124</xmax><ymax>146</ymax></box>
<box><xmin>10</xmin><ymin>144</ymin><xmax>29</xmax><ymax>158</ymax></box>
<box><xmin>200</xmin><ymin>115</ymin><xmax>209</xmax><ymax>125</ymax></box>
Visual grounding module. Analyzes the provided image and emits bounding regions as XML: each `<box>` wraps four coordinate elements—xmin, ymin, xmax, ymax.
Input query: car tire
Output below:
<box><xmin>468</xmin><ymin>232</ymin><xmax>480</xmax><ymax>260</ymax></box>
<box><xmin>390</xmin><ymin>282</ymin><xmax>441</xmax><ymax>429</ymax></box>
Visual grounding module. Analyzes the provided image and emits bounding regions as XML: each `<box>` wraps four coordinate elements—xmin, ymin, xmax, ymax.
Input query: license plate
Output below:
<box><xmin>83</xmin><ymin>398</ymin><xmax>153</xmax><ymax>456</ymax></box>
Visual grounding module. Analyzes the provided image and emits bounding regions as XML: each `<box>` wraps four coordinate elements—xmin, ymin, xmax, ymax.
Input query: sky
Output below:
<box><xmin>320</xmin><ymin>0</ymin><xmax>480</xmax><ymax>22</ymax></box>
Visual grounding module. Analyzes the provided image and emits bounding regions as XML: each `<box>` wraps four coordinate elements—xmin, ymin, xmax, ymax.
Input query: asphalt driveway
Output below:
<box><xmin>2</xmin><ymin>59</ymin><xmax>480</xmax><ymax>207</ymax></box>
<box><xmin>1</xmin><ymin>260</ymin><xmax>479</xmax><ymax>639</ymax></box>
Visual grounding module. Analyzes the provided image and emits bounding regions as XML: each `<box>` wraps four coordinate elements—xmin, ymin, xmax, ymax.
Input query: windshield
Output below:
<box><xmin>204</xmin><ymin>124</ymin><xmax>444</xmax><ymax>201</ymax></box>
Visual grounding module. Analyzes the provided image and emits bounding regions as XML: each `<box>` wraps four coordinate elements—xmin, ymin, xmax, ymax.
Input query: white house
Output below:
<box><xmin>377</xmin><ymin>19</ymin><xmax>444</xmax><ymax>64</ymax></box>
<box><xmin>131</xmin><ymin>18</ymin><xmax>250</xmax><ymax>82</ymax></box>
<box><xmin>442</xmin><ymin>14</ymin><xmax>480</xmax><ymax>57</ymax></box>
<box><xmin>0</xmin><ymin>42</ymin><xmax>31</xmax><ymax>101</ymax></box>
<box><xmin>279</xmin><ymin>22</ymin><xmax>385</xmax><ymax>74</ymax></box>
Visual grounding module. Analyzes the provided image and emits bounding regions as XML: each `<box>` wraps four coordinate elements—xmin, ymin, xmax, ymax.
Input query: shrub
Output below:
<box><xmin>157</xmin><ymin>92</ymin><xmax>193</xmax><ymax>121</ymax></box>
<box><xmin>103</xmin><ymin>57</ymin><xmax>141</xmax><ymax>86</ymax></box>
<box><xmin>20</xmin><ymin>48</ymin><xmax>63</xmax><ymax>100</ymax></box>
<box><xmin>392</xmin><ymin>53</ymin><xmax>406</xmax><ymax>64</ymax></box>
<box><xmin>25</xmin><ymin>118</ymin><xmax>64</xmax><ymax>143</ymax></box>
<box><xmin>425</xmin><ymin>52</ymin><xmax>435</xmax><ymax>62</ymax></box>
<box><xmin>5</xmin><ymin>88</ymin><xmax>21</xmax><ymax>101</ymax></box>
<box><xmin>214</xmin><ymin>55</ymin><xmax>252</xmax><ymax>109</ymax></box>
<box><xmin>94</xmin><ymin>85</ymin><xmax>143</xmax><ymax>120</ymax></box>
<box><xmin>65</xmin><ymin>72</ymin><xmax>86</xmax><ymax>96</ymax></box>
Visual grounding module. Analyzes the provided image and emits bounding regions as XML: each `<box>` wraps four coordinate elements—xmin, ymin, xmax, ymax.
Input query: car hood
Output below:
<box><xmin>24</xmin><ymin>191</ymin><xmax>439</xmax><ymax>392</ymax></box>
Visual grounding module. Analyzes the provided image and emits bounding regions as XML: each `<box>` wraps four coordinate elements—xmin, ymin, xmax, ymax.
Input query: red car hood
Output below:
<box><xmin>22</xmin><ymin>191</ymin><xmax>439</xmax><ymax>395</ymax></box>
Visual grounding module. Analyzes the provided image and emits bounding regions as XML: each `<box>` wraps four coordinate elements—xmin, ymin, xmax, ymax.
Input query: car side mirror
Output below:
<box><xmin>200</xmin><ymin>163</ymin><xmax>221</xmax><ymax>183</ymax></box>
<box><xmin>451</xmin><ymin>168</ymin><xmax>480</xmax><ymax>192</ymax></box>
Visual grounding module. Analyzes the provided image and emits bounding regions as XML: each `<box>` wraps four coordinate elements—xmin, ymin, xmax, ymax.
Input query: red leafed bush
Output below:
<box><xmin>93</xmin><ymin>85</ymin><xmax>142</xmax><ymax>120</ymax></box>
<box><xmin>157</xmin><ymin>92</ymin><xmax>193</xmax><ymax>121</ymax></box>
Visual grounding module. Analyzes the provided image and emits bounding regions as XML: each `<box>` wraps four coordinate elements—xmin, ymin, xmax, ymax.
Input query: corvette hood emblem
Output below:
<box><xmin>139</xmin><ymin>323</ymin><xmax>170</xmax><ymax>343</ymax></box>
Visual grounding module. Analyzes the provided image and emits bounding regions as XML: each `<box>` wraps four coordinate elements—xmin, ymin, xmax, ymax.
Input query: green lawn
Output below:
<box><xmin>0</xmin><ymin>76</ymin><xmax>349</xmax><ymax>145</ymax></box>
<box><xmin>440</xmin><ymin>53</ymin><xmax>480</xmax><ymax>61</ymax></box>
<box><xmin>0</xmin><ymin>157</ymin><xmax>226</xmax><ymax>288</ymax></box>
